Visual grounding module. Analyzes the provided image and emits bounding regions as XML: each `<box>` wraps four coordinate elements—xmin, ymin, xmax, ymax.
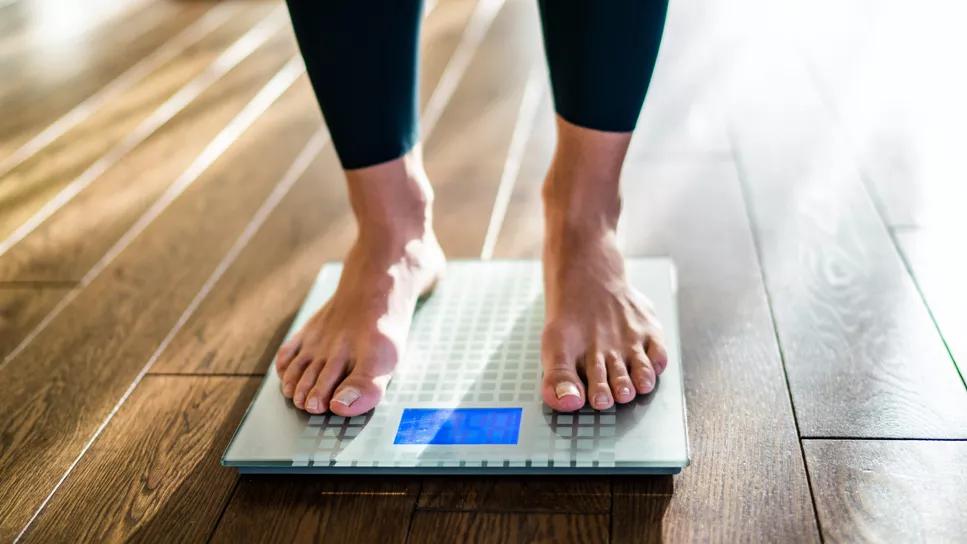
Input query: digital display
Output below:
<box><xmin>394</xmin><ymin>407</ymin><xmax>522</xmax><ymax>445</ymax></box>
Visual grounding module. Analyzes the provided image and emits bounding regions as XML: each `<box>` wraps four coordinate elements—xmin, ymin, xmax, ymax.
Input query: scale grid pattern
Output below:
<box><xmin>291</xmin><ymin>262</ymin><xmax>633</xmax><ymax>468</ymax></box>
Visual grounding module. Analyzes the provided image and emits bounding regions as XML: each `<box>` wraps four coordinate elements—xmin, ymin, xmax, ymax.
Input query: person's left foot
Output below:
<box><xmin>539</xmin><ymin>170</ymin><xmax>668</xmax><ymax>412</ymax></box>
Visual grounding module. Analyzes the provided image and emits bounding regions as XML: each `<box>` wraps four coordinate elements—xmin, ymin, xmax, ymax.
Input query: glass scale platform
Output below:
<box><xmin>223</xmin><ymin>259</ymin><xmax>689</xmax><ymax>474</ymax></box>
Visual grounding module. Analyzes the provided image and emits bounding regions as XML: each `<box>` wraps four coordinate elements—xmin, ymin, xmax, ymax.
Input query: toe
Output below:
<box><xmin>275</xmin><ymin>337</ymin><xmax>301</xmax><ymax>376</ymax></box>
<box><xmin>628</xmin><ymin>346</ymin><xmax>656</xmax><ymax>394</ymax></box>
<box><xmin>292</xmin><ymin>358</ymin><xmax>324</xmax><ymax>409</ymax></box>
<box><xmin>281</xmin><ymin>355</ymin><xmax>311</xmax><ymax>398</ymax></box>
<box><xmin>305</xmin><ymin>357</ymin><xmax>349</xmax><ymax>414</ymax></box>
<box><xmin>585</xmin><ymin>352</ymin><xmax>613</xmax><ymax>410</ymax></box>
<box><xmin>605</xmin><ymin>352</ymin><xmax>636</xmax><ymax>404</ymax></box>
<box><xmin>541</xmin><ymin>350</ymin><xmax>586</xmax><ymax>412</ymax></box>
<box><xmin>329</xmin><ymin>366</ymin><xmax>390</xmax><ymax>417</ymax></box>
<box><xmin>646</xmin><ymin>335</ymin><xmax>669</xmax><ymax>375</ymax></box>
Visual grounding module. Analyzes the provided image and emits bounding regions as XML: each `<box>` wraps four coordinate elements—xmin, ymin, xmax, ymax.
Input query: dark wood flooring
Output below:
<box><xmin>2</xmin><ymin>0</ymin><xmax>965</xmax><ymax>542</ymax></box>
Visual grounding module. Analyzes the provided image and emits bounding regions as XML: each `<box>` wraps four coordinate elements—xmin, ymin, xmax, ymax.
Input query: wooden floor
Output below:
<box><xmin>2</xmin><ymin>0</ymin><xmax>966</xmax><ymax>542</ymax></box>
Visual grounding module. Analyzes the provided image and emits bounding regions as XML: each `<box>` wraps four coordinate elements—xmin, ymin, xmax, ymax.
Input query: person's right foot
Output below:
<box><xmin>275</xmin><ymin>155</ymin><xmax>445</xmax><ymax>417</ymax></box>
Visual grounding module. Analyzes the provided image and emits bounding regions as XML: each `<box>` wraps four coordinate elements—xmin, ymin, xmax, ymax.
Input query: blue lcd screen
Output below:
<box><xmin>394</xmin><ymin>407</ymin><xmax>522</xmax><ymax>445</ymax></box>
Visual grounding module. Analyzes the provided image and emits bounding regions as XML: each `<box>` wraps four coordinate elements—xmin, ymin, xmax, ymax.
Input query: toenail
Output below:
<box><xmin>306</xmin><ymin>397</ymin><xmax>319</xmax><ymax>412</ymax></box>
<box><xmin>282</xmin><ymin>383</ymin><xmax>293</xmax><ymax>396</ymax></box>
<box><xmin>594</xmin><ymin>393</ymin><xmax>609</xmax><ymax>406</ymax></box>
<box><xmin>640</xmin><ymin>377</ymin><xmax>654</xmax><ymax>391</ymax></box>
<box><xmin>333</xmin><ymin>388</ymin><xmax>360</xmax><ymax>406</ymax></box>
<box><xmin>555</xmin><ymin>382</ymin><xmax>580</xmax><ymax>399</ymax></box>
<box><xmin>619</xmin><ymin>386</ymin><xmax>632</xmax><ymax>398</ymax></box>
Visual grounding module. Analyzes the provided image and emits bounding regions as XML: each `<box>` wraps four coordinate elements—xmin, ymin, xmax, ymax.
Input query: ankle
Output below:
<box><xmin>541</xmin><ymin>116</ymin><xmax>630</xmax><ymax>238</ymax></box>
<box><xmin>346</xmin><ymin>151</ymin><xmax>435</xmax><ymax>243</ymax></box>
<box><xmin>542</xmin><ymin>169</ymin><xmax>621</xmax><ymax>241</ymax></box>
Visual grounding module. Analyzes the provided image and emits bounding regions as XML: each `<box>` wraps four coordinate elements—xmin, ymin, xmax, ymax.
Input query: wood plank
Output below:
<box><xmin>0</xmin><ymin>5</ymin><xmax>295</xmax><ymax>281</ymax></box>
<box><xmin>417</xmin><ymin>476</ymin><xmax>609</xmax><ymax>513</ymax></box>
<box><xmin>0</xmin><ymin>286</ymin><xmax>71</xmax><ymax>360</ymax></box>
<box><xmin>893</xmin><ymin>228</ymin><xmax>967</xmax><ymax>387</ymax></box>
<box><xmin>18</xmin><ymin>1</ymin><xmax>505</xmax><ymax>539</ymax></box>
<box><xmin>613</xmin><ymin>161</ymin><xmax>820</xmax><ymax>541</ymax></box>
<box><xmin>426</xmin><ymin>0</ymin><xmax>543</xmax><ymax>256</ymax></box>
<box><xmin>0</xmin><ymin>75</ymin><xmax>321</xmax><ymax>541</ymax></box>
<box><xmin>728</xmin><ymin>45</ymin><xmax>967</xmax><ymax>438</ymax></box>
<box><xmin>151</xmin><ymin>0</ymin><xmax>482</xmax><ymax>376</ymax></box>
<box><xmin>19</xmin><ymin>376</ymin><xmax>258</xmax><ymax>543</ymax></box>
<box><xmin>495</xmin><ymin>156</ymin><xmax>819</xmax><ymax>540</ymax></box>
<box><xmin>804</xmin><ymin>439</ymin><xmax>967</xmax><ymax>543</ymax></box>
<box><xmin>210</xmin><ymin>477</ymin><xmax>420</xmax><ymax>544</ymax></box>
<box><xmin>206</xmin><ymin>0</ymin><xmax>578</xmax><ymax>535</ymax></box>
<box><xmin>0</xmin><ymin>1</ymin><xmax>213</xmax><ymax>156</ymax></box>
<box><xmin>148</xmin><ymin>147</ymin><xmax>346</xmax><ymax>375</ymax></box>
<box><xmin>0</xmin><ymin>0</ymin><xmax>148</xmax><ymax>61</ymax></box>
<box><xmin>611</xmin><ymin>476</ymin><xmax>674</xmax><ymax>544</ymax></box>
<box><xmin>407</xmin><ymin>511</ymin><xmax>608</xmax><ymax>544</ymax></box>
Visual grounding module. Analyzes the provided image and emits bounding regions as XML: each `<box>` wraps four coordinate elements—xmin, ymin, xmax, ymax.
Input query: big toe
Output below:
<box><xmin>541</xmin><ymin>365</ymin><xmax>586</xmax><ymax>412</ymax></box>
<box><xmin>329</xmin><ymin>370</ymin><xmax>389</xmax><ymax>417</ymax></box>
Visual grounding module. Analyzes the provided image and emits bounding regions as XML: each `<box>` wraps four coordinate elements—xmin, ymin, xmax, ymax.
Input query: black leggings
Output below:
<box><xmin>286</xmin><ymin>0</ymin><xmax>668</xmax><ymax>169</ymax></box>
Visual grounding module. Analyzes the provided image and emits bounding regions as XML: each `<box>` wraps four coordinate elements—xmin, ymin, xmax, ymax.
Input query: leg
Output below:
<box><xmin>277</xmin><ymin>1</ymin><xmax>445</xmax><ymax>416</ymax></box>
<box><xmin>538</xmin><ymin>0</ymin><xmax>669</xmax><ymax>412</ymax></box>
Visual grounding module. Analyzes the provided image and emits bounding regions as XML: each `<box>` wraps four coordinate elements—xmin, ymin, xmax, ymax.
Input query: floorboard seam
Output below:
<box><xmin>886</xmin><ymin>228</ymin><xmax>967</xmax><ymax>392</ymax></box>
<box><xmin>727</xmin><ymin>123</ymin><xmax>825</xmax><ymax>544</ymax></box>
<box><xmin>0</xmin><ymin>10</ymin><xmax>285</xmax><ymax>259</ymax></box>
<box><xmin>802</xmin><ymin>436</ymin><xmax>967</xmax><ymax>442</ymax></box>
<box><xmin>0</xmin><ymin>281</ymin><xmax>78</xmax><ymax>288</ymax></box>
<box><xmin>0</xmin><ymin>2</ymin><xmax>236</xmax><ymax>181</ymax></box>
<box><xmin>608</xmin><ymin>477</ymin><xmax>615</xmax><ymax>544</ymax></box>
<box><xmin>411</xmin><ymin>508</ymin><xmax>608</xmax><ymax>515</ymax></box>
<box><xmin>798</xmin><ymin>58</ymin><xmax>967</xmax><ymax>394</ymax></box>
<box><xmin>479</xmin><ymin>61</ymin><xmax>543</xmax><ymax>260</ymax></box>
<box><xmin>149</xmin><ymin>372</ymin><xmax>264</xmax><ymax>378</ymax></box>
<box><xmin>402</xmin><ymin>480</ymin><xmax>424</xmax><ymax>544</ymax></box>
<box><xmin>204</xmin><ymin>475</ymin><xmax>242</xmax><ymax>543</ymax></box>
<box><xmin>0</xmin><ymin>52</ymin><xmax>303</xmax><ymax>371</ymax></box>
<box><xmin>9</xmin><ymin>63</ymin><xmax>312</xmax><ymax>544</ymax></box>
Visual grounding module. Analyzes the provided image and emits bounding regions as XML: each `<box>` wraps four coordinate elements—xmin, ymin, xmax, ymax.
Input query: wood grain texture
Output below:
<box><xmin>206</xmin><ymin>0</ymin><xmax>575</xmax><ymax>535</ymax></box>
<box><xmin>210</xmin><ymin>477</ymin><xmax>420</xmax><ymax>544</ymax></box>
<box><xmin>149</xmin><ymin>147</ymin><xmax>346</xmax><ymax>375</ymax></box>
<box><xmin>417</xmin><ymin>476</ymin><xmax>609</xmax><ymax>513</ymax></box>
<box><xmin>0</xmin><ymin>286</ymin><xmax>70</xmax><ymax>360</ymax></box>
<box><xmin>616</xmin><ymin>160</ymin><xmax>820</xmax><ymax>542</ymax></box>
<box><xmin>407</xmin><ymin>511</ymin><xmax>609</xmax><ymax>544</ymax></box>
<box><xmin>893</xmin><ymin>228</ymin><xmax>967</xmax><ymax>389</ymax></box>
<box><xmin>728</xmin><ymin>48</ymin><xmax>967</xmax><ymax>438</ymax></box>
<box><xmin>150</xmin><ymin>0</ymin><xmax>480</xmax><ymax>376</ymax></box>
<box><xmin>19</xmin><ymin>376</ymin><xmax>258</xmax><ymax>544</ymax></box>
<box><xmin>611</xmin><ymin>477</ymin><xmax>674</xmax><ymax>544</ymax></box>
<box><xmin>0</xmin><ymin>79</ymin><xmax>321</xmax><ymax>541</ymax></box>
<box><xmin>0</xmin><ymin>11</ymin><xmax>293</xmax><ymax>281</ymax></box>
<box><xmin>804</xmin><ymin>439</ymin><xmax>967</xmax><ymax>543</ymax></box>
<box><xmin>496</xmin><ymin>156</ymin><xmax>819</xmax><ymax>540</ymax></box>
<box><xmin>0</xmin><ymin>1</ymin><xmax>212</xmax><ymax>156</ymax></box>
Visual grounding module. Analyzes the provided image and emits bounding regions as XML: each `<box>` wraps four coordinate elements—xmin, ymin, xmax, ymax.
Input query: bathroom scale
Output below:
<box><xmin>223</xmin><ymin>259</ymin><xmax>689</xmax><ymax>474</ymax></box>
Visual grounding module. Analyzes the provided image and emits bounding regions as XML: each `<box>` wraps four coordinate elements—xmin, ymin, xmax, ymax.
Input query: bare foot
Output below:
<box><xmin>275</xmin><ymin>154</ymin><xmax>445</xmax><ymax>416</ymax></box>
<box><xmin>539</xmin><ymin>117</ymin><xmax>668</xmax><ymax>412</ymax></box>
